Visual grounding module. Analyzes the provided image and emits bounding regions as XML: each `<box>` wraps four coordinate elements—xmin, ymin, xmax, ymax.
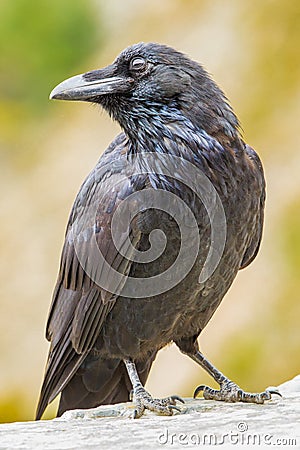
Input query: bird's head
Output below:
<box><xmin>50</xmin><ymin>42</ymin><xmax>241</xmax><ymax>144</ymax></box>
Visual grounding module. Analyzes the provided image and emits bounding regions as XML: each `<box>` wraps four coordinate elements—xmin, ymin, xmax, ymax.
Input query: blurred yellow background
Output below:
<box><xmin>0</xmin><ymin>0</ymin><xmax>299</xmax><ymax>422</ymax></box>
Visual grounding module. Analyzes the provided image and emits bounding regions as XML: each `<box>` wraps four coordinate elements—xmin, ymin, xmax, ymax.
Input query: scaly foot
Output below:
<box><xmin>124</xmin><ymin>357</ymin><xmax>184</xmax><ymax>418</ymax></box>
<box><xmin>193</xmin><ymin>379</ymin><xmax>281</xmax><ymax>404</ymax></box>
<box><xmin>131</xmin><ymin>385</ymin><xmax>184</xmax><ymax>418</ymax></box>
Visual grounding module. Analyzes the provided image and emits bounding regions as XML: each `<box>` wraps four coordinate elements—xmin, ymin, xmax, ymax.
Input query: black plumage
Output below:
<box><xmin>36</xmin><ymin>43</ymin><xmax>279</xmax><ymax>420</ymax></box>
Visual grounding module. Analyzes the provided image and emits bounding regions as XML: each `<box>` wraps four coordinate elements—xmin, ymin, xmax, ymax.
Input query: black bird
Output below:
<box><xmin>36</xmin><ymin>42</ymin><xmax>279</xmax><ymax>420</ymax></box>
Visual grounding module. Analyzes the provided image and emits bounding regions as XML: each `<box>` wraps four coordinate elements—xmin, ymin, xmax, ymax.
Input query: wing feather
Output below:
<box><xmin>240</xmin><ymin>144</ymin><xmax>265</xmax><ymax>269</ymax></box>
<box><xmin>36</xmin><ymin>134</ymin><xmax>145</xmax><ymax>419</ymax></box>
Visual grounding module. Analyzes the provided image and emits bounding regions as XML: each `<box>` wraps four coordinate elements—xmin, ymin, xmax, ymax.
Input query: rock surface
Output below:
<box><xmin>0</xmin><ymin>376</ymin><xmax>299</xmax><ymax>449</ymax></box>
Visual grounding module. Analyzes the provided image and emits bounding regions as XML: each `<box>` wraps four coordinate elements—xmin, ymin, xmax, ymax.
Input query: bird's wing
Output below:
<box><xmin>240</xmin><ymin>144</ymin><xmax>266</xmax><ymax>269</ymax></box>
<box><xmin>36</xmin><ymin>134</ymin><xmax>143</xmax><ymax>418</ymax></box>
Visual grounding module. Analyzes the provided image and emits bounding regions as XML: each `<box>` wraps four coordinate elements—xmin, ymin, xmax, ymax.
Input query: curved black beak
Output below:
<box><xmin>50</xmin><ymin>65</ymin><xmax>134</xmax><ymax>101</ymax></box>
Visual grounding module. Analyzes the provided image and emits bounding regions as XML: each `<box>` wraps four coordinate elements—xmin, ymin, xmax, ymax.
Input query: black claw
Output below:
<box><xmin>267</xmin><ymin>389</ymin><xmax>282</xmax><ymax>398</ymax></box>
<box><xmin>193</xmin><ymin>385</ymin><xmax>206</xmax><ymax>398</ymax></box>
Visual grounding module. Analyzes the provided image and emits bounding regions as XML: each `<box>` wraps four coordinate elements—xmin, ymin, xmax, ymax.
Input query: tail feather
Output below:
<box><xmin>37</xmin><ymin>330</ymin><xmax>157</xmax><ymax>420</ymax></box>
<box><xmin>36</xmin><ymin>328</ymin><xmax>85</xmax><ymax>420</ymax></box>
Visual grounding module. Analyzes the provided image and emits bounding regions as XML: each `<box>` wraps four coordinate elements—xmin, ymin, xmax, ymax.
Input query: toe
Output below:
<box><xmin>167</xmin><ymin>404</ymin><xmax>182</xmax><ymax>414</ymax></box>
<box><xmin>169</xmin><ymin>395</ymin><xmax>185</xmax><ymax>404</ymax></box>
<box><xmin>145</xmin><ymin>400</ymin><xmax>172</xmax><ymax>416</ymax></box>
<box><xmin>159</xmin><ymin>395</ymin><xmax>185</xmax><ymax>406</ymax></box>
<box><xmin>193</xmin><ymin>382</ymin><xmax>280</xmax><ymax>404</ymax></box>
<box><xmin>133</xmin><ymin>400</ymin><xmax>145</xmax><ymax>419</ymax></box>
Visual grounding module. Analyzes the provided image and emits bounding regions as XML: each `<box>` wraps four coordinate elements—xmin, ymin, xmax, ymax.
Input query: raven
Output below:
<box><xmin>36</xmin><ymin>42</ymin><xmax>280</xmax><ymax>419</ymax></box>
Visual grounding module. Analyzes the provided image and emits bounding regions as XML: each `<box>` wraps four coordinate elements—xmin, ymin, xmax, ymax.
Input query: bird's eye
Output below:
<box><xmin>130</xmin><ymin>57</ymin><xmax>147</xmax><ymax>71</ymax></box>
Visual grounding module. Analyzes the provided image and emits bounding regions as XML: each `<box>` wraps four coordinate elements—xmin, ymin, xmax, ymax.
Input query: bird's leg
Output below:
<box><xmin>123</xmin><ymin>358</ymin><xmax>184</xmax><ymax>418</ymax></box>
<box><xmin>189</xmin><ymin>351</ymin><xmax>281</xmax><ymax>403</ymax></box>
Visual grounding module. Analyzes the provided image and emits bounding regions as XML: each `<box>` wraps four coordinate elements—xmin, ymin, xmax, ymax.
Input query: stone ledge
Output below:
<box><xmin>0</xmin><ymin>376</ymin><xmax>299</xmax><ymax>449</ymax></box>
